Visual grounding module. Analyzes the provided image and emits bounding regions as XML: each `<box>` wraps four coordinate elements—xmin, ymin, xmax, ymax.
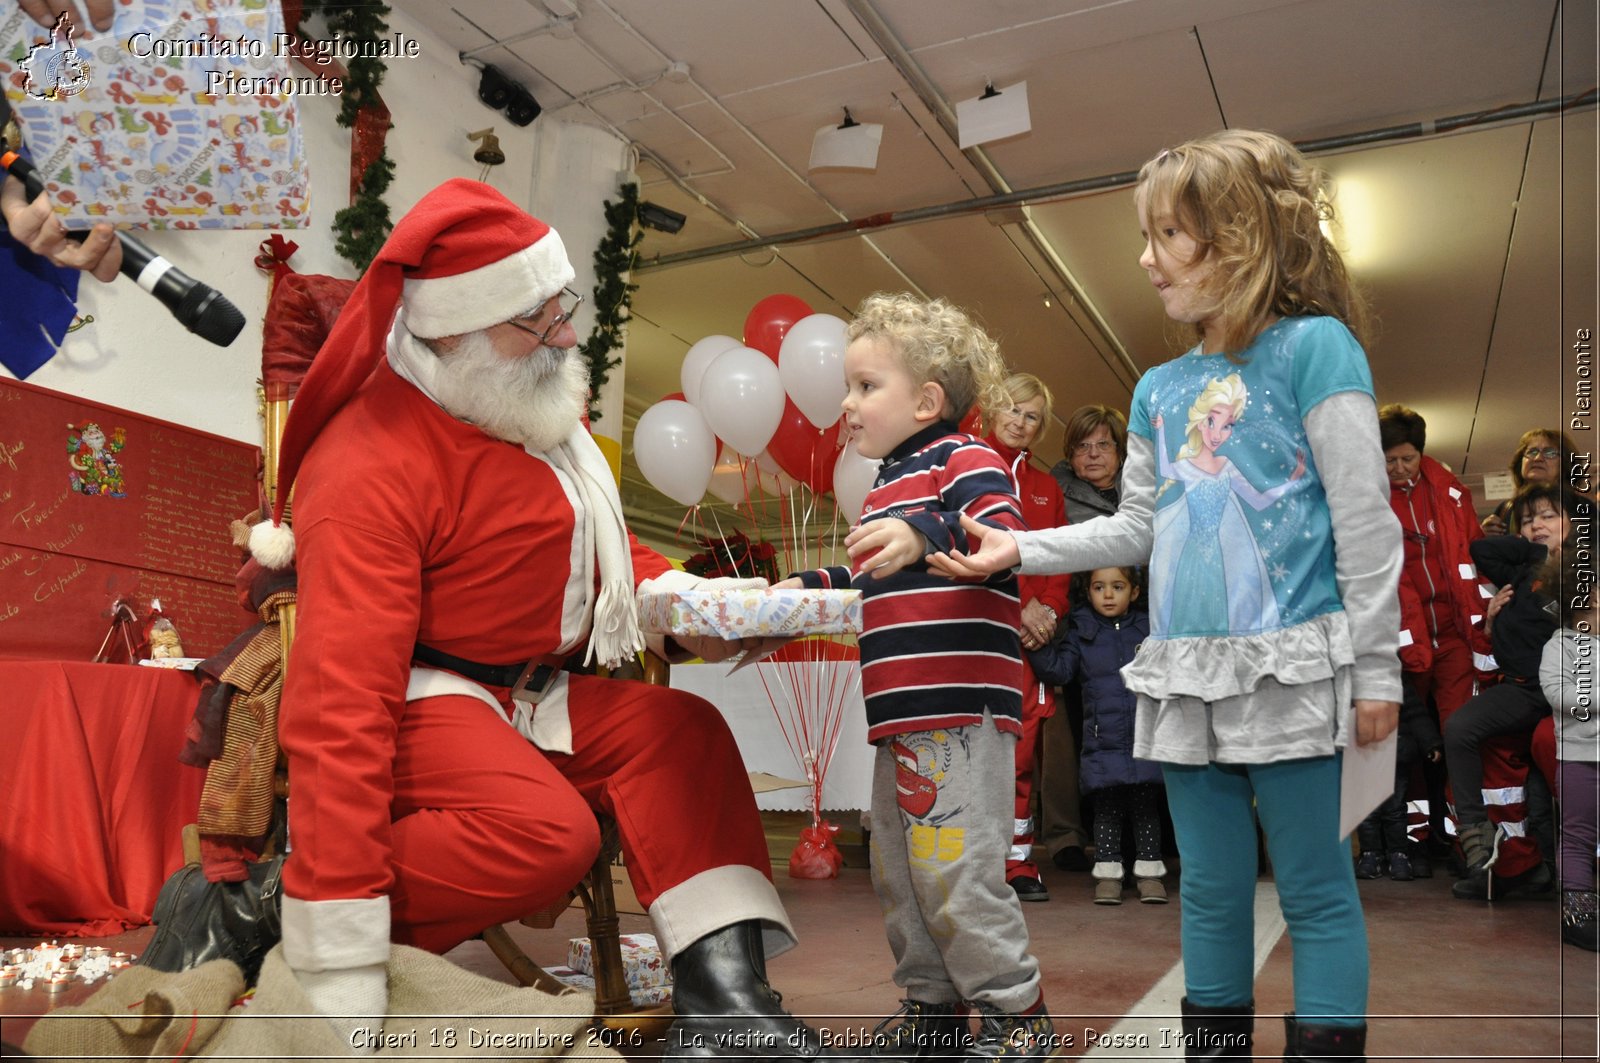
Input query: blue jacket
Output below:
<box><xmin>1029</xmin><ymin>605</ymin><xmax>1163</xmax><ymax>793</ymax></box>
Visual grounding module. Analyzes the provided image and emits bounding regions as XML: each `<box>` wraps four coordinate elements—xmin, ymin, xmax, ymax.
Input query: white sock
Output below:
<box><xmin>294</xmin><ymin>962</ymin><xmax>389</xmax><ymax>1055</ymax></box>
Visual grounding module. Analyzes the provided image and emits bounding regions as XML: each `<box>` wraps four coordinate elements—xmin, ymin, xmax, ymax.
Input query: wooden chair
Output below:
<box><xmin>248</xmin><ymin>271</ymin><xmax>671</xmax><ymax>1034</ymax></box>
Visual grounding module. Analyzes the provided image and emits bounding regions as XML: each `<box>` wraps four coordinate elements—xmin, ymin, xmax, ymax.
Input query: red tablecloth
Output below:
<box><xmin>0</xmin><ymin>661</ymin><xmax>205</xmax><ymax>936</ymax></box>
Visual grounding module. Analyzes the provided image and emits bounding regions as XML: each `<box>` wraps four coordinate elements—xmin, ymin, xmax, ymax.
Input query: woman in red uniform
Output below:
<box><xmin>983</xmin><ymin>372</ymin><xmax>1072</xmax><ymax>901</ymax></box>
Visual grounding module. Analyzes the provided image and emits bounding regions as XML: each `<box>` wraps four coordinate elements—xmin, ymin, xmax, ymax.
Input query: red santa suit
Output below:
<box><xmin>256</xmin><ymin>181</ymin><xmax>793</xmax><ymax>1007</ymax></box>
<box><xmin>985</xmin><ymin>435</ymin><xmax>1071</xmax><ymax>886</ymax></box>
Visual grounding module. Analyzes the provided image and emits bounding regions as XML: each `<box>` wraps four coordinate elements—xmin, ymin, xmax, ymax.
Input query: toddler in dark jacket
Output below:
<box><xmin>1030</xmin><ymin>566</ymin><xmax>1168</xmax><ymax>904</ymax></box>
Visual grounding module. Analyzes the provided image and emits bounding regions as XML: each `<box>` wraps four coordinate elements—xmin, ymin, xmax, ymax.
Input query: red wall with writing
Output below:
<box><xmin>0</xmin><ymin>377</ymin><xmax>261</xmax><ymax>661</ymax></box>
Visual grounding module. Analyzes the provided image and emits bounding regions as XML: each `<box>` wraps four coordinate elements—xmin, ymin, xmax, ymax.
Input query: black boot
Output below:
<box><xmin>1178</xmin><ymin>997</ymin><xmax>1253</xmax><ymax>1060</ymax></box>
<box><xmin>1563</xmin><ymin>891</ymin><xmax>1600</xmax><ymax>951</ymax></box>
<box><xmin>870</xmin><ymin>999</ymin><xmax>969</xmax><ymax>1060</ymax></box>
<box><xmin>1282</xmin><ymin>1013</ymin><xmax>1366</xmax><ymax>1062</ymax></box>
<box><xmin>136</xmin><ymin>856</ymin><xmax>284</xmax><ymax>984</ymax></box>
<box><xmin>667</xmin><ymin>921</ymin><xmax>829</xmax><ymax>1059</ymax></box>
<box><xmin>1450</xmin><ymin>821</ymin><xmax>1501</xmax><ymax>900</ymax></box>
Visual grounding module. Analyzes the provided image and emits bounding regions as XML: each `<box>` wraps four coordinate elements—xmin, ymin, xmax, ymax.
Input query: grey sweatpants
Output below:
<box><xmin>869</xmin><ymin>713</ymin><xmax>1043</xmax><ymax>1013</ymax></box>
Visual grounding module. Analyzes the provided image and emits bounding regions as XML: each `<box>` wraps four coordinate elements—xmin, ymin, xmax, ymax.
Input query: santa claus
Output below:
<box><xmin>246</xmin><ymin>179</ymin><xmax>828</xmax><ymax>1058</ymax></box>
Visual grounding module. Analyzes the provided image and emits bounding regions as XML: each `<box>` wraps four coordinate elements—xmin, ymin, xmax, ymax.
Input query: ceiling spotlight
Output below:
<box><xmin>956</xmin><ymin>81</ymin><xmax>1031</xmax><ymax>149</ymax></box>
<box><xmin>476</xmin><ymin>64</ymin><xmax>514</xmax><ymax>110</ymax></box>
<box><xmin>638</xmin><ymin>201</ymin><xmax>687</xmax><ymax>234</ymax></box>
<box><xmin>505</xmin><ymin>85</ymin><xmax>542</xmax><ymax>126</ymax></box>
<box><xmin>809</xmin><ymin>107</ymin><xmax>883</xmax><ymax>172</ymax></box>
<box><xmin>1042</xmin><ymin>293</ymin><xmax>1052</xmax><ymax>309</ymax></box>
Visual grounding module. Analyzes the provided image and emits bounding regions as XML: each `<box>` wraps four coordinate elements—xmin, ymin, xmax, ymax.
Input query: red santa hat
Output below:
<box><xmin>250</xmin><ymin>178</ymin><xmax>574</xmax><ymax>568</ymax></box>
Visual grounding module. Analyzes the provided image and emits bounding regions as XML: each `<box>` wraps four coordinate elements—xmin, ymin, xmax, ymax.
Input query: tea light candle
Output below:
<box><xmin>61</xmin><ymin>944</ymin><xmax>84</xmax><ymax>960</ymax></box>
<box><xmin>45</xmin><ymin>970</ymin><xmax>72</xmax><ymax>992</ymax></box>
<box><xmin>84</xmin><ymin>946</ymin><xmax>108</xmax><ymax>960</ymax></box>
<box><xmin>0</xmin><ymin>965</ymin><xmax>19</xmax><ymax>987</ymax></box>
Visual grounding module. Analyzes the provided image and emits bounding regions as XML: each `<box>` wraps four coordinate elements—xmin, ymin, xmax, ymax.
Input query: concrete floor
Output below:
<box><xmin>3</xmin><ymin>842</ymin><xmax>1597</xmax><ymax>1060</ymax></box>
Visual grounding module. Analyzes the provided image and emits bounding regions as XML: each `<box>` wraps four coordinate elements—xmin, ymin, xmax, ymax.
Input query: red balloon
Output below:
<box><xmin>765</xmin><ymin>398</ymin><xmax>842</xmax><ymax>494</ymax></box>
<box><xmin>663</xmin><ymin>391</ymin><xmax>686</xmax><ymax>402</ymax></box>
<box><xmin>743</xmin><ymin>294</ymin><xmax>813</xmax><ymax>362</ymax></box>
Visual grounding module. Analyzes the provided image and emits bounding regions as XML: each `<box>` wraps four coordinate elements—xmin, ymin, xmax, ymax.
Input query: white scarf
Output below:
<box><xmin>387</xmin><ymin>321</ymin><xmax>644</xmax><ymax>670</ymax></box>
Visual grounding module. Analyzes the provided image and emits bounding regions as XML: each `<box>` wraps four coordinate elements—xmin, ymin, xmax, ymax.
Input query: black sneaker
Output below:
<box><xmin>872</xmin><ymin>999</ymin><xmax>970</xmax><ymax>1059</ymax></box>
<box><xmin>1387</xmin><ymin>850</ymin><xmax>1414</xmax><ymax>881</ymax></box>
<box><xmin>1354</xmin><ymin>851</ymin><xmax>1383</xmax><ymax>879</ymax></box>
<box><xmin>966</xmin><ymin>1000</ymin><xmax>1054</xmax><ymax>1059</ymax></box>
<box><xmin>1010</xmin><ymin>876</ymin><xmax>1049</xmax><ymax>903</ymax></box>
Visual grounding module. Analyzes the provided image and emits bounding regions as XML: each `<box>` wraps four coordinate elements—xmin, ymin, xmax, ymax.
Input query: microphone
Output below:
<box><xmin>0</xmin><ymin>148</ymin><xmax>247</xmax><ymax>348</ymax></box>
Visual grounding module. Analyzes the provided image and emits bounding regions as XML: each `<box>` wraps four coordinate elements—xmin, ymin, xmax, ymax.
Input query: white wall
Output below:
<box><xmin>3</xmin><ymin>7</ymin><xmax>626</xmax><ymax>447</ymax></box>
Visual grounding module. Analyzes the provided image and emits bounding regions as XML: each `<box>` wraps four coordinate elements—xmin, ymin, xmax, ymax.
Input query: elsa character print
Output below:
<box><xmin>1150</xmin><ymin>373</ymin><xmax>1304</xmax><ymax>636</ymax></box>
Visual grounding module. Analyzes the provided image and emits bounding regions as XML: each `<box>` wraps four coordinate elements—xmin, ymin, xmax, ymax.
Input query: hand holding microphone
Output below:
<box><xmin>1</xmin><ymin>96</ymin><xmax>246</xmax><ymax>347</ymax></box>
<box><xmin>0</xmin><ymin>171</ymin><xmax>122</xmax><ymax>281</ymax></box>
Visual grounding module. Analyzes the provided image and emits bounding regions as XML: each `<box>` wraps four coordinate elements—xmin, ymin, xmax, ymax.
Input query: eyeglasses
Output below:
<box><xmin>1523</xmin><ymin>447</ymin><xmax>1562</xmax><ymax>460</ymax></box>
<box><xmin>505</xmin><ymin>287</ymin><xmax>584</xmax><ymax>345</ymax></box>
<box><xmin>1003</xmin><ymin>408</ymin><xmax>1043</xmax><ymax>427</ymax></box>
<box><xmin>1073</xmin><ymin>439</ymin><xmax>1116</xmax><ymax>456</ymax></box>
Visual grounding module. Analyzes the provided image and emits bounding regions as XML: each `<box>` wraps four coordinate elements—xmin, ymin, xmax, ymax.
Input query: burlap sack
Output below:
<box><xmin>24</xmin><ymin>945</ymin><xmax>623</xmax><ymax>1062</ymax></box>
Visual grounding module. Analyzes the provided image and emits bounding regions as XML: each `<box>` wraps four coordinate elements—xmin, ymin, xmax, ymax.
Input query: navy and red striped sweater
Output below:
<box><xmin>796</xmin><ymin>421</ymin><xmax>1027</xmax><ymax>743</ymax></box>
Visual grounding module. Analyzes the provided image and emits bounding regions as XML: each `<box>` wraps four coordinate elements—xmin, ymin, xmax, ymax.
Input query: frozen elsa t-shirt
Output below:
<box><xmin>1127</xmin><ymin>316</ymin><xmax>1375</xmax><ymax>640</ymax></box>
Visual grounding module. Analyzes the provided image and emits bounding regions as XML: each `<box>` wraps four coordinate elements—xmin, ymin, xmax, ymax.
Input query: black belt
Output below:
<box><xmin>412</xmin><ymin>642</ymin><xmax>565</xmax><ymax>699</ymax></box>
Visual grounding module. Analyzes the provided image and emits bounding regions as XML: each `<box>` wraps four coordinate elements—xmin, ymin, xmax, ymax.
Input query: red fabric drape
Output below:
<box><xmin>260</xmin><ymin>273</ymin><xmax>358</xmax><ymax>402</ymax></box>
<box><xmin>0</xmin><ymin>662</ymin><xmax>205</xmax><ymax>936</ymax></box>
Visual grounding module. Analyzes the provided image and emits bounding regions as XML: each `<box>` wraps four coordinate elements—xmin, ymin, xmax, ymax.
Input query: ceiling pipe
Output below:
<box><xmin>843</xmin><ymin>0</ymin><xmax>1138</xmax><ymax>386</ymax></box>
<box><xmin>459</xmin><ymin>14</ymin><xmax>578</xmax><ymax>60</ymax></box>
<box><xmin>637</xmin><ymin>85</ymin><xmax>1597</xmax><ymax>277</ymax></box>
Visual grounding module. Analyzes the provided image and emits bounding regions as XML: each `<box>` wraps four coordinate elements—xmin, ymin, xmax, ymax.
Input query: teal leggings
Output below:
<box><xmin>1163</xmin><ymin>755</ymin><xmax>1367</xmax><ymax>1026</ymax></box>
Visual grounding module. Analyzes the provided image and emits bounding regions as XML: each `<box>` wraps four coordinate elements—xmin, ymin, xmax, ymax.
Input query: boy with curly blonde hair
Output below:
<box><xmin>778</xmin><ymin>292</ymin><xmax>1052</xmax><ymax>1059</ymax></box>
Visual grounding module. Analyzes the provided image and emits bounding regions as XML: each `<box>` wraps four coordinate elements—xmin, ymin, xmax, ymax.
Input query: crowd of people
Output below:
<box><xmin>6</xmin><ymin>100</ymin><xmax>1590</xmax><ymax>1063</ymax></box>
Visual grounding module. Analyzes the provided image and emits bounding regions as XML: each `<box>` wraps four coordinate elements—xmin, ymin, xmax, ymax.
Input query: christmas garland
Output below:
<box><xmin>297</xmin><ymin>0</ymin><xmax>395</xmax><ymax>271</ymax></box>
<box><xmin>579</xmin><ymin>182</ymin><xmax>642</xmax><ymax>425</ymax></box>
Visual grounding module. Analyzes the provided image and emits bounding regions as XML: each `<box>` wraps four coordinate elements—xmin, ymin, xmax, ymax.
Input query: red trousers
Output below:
<box><xmin>1007</xmin><ymin>659</ymin><xmax>1054</xmax><ymax>881</ymax></box>
<box><xmin>285</xmin><ymin>675</ymin><xmax>772</xmax><ymax>955</ymax></box>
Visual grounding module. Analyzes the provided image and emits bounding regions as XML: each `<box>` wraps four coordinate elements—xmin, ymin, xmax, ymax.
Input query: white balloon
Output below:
<box><xmin>707</xmin><ymin>450</ymin><xmax>786</xmax><ymax>504</ymax></box>
<box><xmin>697</xmin><ymin>345</ymin><xmax>786</xmax><ymax>457</ymax></box>
<box><xmin>680</xmin><ymin>335</ymin><xmax>740</xmax><ymax>408</ymax></box>
<box><xmin>778</xmin><ymin>313</ymin><xmax>850</xmax><ymax>428</ymax></box>
<box><xmin>633</xmin><ymin>399</ymin><xmax>717</xmax><ymax>507</ymax></box>
<box><xmin>753</xmin><ymin>450</ymin><xmax>800</xmax><ymax>495</ymax></box>
<box><xmin>832</xmin><ymin>440</ymin><xmax>880</xmax><ymax>523</ymax></box>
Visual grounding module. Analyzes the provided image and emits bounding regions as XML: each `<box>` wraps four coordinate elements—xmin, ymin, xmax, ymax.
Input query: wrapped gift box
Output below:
<box><xmin>638</xmin><ymin>587</ymin><xmax>863</xmax><ymax>638</ymax></box>
<box><xmin>547</xmin><ymin>965</ymin><xmax>673</xmax><ymax>1008</ymax></box>
<box><xmin>567</xmin><ymin>933</ymin><xmax>670</xmax><ymax>991</ymax></box>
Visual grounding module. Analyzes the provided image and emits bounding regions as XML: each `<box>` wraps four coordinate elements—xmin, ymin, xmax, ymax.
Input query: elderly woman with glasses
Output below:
<box><xmin>1481</xmin><ymin>428</ymin><xmax>1578</xmax><ymax>534</ymax></box>
<box><xmin>1051</xmin><ymin>405</ymin><xmax>1129</xmax><ymax>524</ymax></box>
<box><xmin>981</xmin><ymin>373</ymin><xmax>1073</xmax><ymax>902</ymax></box>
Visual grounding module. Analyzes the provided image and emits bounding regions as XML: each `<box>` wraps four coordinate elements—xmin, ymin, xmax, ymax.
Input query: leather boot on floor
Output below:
<box><xmin>136</xmin><ymin>856</ymin><xmax>284</xmax><ymax>985</ymax></box>
<box><xmin>1563</xmin><ymin>891</ymin><xmax>1600</xmax><ymax>951</ymax></box>
<box><xmin>1282</xmin><ymin>1013</ymin><xmax>1366</xmax><ymax>1062</ymax></box>
<box><xmin>869</xmin><ymin>999</ymin><xmax>970</xmax><ymax>1059</ymax></box>
<box><xmin>1178</xmin><ymin>997</ymin><xmax>1253</xmax><ymax>1060</ymax></box>
<box><xmin>666</xmin><ymin>921</ymin><xmax>833</xmax><ymax>1059</ymax></box>
<box><xmin>1450</xmin><ymin>821</ymin><xmax>1501</xmax><ymax>900</ymax></box>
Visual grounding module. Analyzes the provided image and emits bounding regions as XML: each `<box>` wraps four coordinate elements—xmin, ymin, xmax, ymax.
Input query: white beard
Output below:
<box><xmin>428</xmin><ymin>331</ymin><xmax>589</xmax><ymax>453</ymax></box>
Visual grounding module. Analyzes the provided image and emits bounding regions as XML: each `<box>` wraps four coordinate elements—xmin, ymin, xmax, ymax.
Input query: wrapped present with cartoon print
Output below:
<box><xmin>566</xmin><ymin>933</ymin><xmax>670</xmax><ymax>993</ymax></box>
<box><xmin>638</xmin><ymin>587</ymin><xmax>863</xmax><ymax>639</ymax></box>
